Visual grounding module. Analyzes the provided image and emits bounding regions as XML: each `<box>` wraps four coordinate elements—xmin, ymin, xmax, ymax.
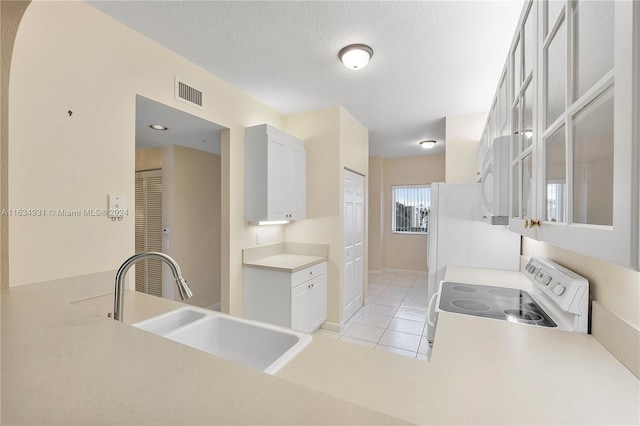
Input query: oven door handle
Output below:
<box><xmin>427</xmin><ymin>292</ymin><xmax>439</xmax><ymax>327</ymax></box>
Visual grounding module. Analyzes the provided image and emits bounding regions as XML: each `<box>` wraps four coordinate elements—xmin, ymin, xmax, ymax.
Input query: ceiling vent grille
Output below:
<box><xmin>175</xmin><ymin>77</ymin><xmax>204</xmax><ymax>110</ymax></box>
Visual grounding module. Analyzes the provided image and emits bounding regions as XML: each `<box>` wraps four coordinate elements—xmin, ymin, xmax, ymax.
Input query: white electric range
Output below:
<box><xmin>428</xmin><ymin>257</ymin><xmax>589</xmax><ymax>336</ymax></box>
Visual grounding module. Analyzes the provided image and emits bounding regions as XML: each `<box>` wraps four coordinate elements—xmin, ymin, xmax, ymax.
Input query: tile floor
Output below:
<box><xmin>314</xmin><ymin>272</ymin><xmax>433</xmax><ymax>360</ymax></box>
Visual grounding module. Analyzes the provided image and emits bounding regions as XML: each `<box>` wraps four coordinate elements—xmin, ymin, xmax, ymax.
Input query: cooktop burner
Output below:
<box><xmin>439</xmin><ymin>282</ymin><xmax>557</xmax><ymax>327</ymax></box>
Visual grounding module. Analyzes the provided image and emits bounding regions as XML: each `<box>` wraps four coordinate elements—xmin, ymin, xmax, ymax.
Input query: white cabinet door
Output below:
<box><xmin>290</xmin><ymin>282</ymin><xmax>310</xmax><ymax>332</ymax></box>
<box><xmin>267</xmin><ymin>136</ymin><xmax>290</xmax><ymax>221</ymax></box>
<box><xmin>534</xmin><ymin>0</ymin><xmax>636</xmax><ymax>268</ymax></box>
<box><xmin>287</xmin><ymin>142</ymin><xmax>306</xmax><ymax>220</ymax></box>
<box><xmin>291</xmin><ymin>274</ymin><xmax>326</xmax><ymax>333</ymax></box>
<box><xmin>245</xmin><ymin>261</ymin><xmax>327</xmax><ymax>333</ymax></box>
<box><xmin>244</xmin><ymin>124</ymin><xmax>306</xmax><ymax>223</ymax></box>
<box><xmin>309</xmin><ymin>275</ymin><xmax>327</xmax><ymax>332</ymax></box>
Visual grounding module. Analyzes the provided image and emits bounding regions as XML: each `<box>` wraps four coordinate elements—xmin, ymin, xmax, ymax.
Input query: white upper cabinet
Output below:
<box><xmin>483</xmin><ymin>0</ymin><xmax>639</xmax><ymax>269</ymax></box>
<box><xmin>244</xmin><ymin>124</ymin><xmax>306</xmax><ymax>223</ymax></box>
<box><xmin>510</xmin><ymin>1</ymin><xmax>538</xmax><ymax>239</ymax></box>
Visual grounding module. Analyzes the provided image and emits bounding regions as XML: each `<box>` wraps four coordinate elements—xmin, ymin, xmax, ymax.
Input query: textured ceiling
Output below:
<box><xmin>88</xmin><ymin>0</ymin><xmax>524</xmax><ymax>158</ymax></box>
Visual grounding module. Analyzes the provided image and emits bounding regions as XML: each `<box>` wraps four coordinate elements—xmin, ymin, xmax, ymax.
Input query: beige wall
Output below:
<box><xmin>1</xmin><ymin>0</ymin><xmax>31</xmax><ymax>290</ymax></box>
<box><xmin>172</xmin><ymin>146</ymin><xmax>221</xmax><ymax>308</ymax></box>
<box><xmin>368</xmin><ymin>157</ymin><xmax>384</xmax><ymax>271</ymax></box>
<box><xmin>369</xmin><ymin>155</ymin><xmax>445</xmax><ymax>273</ymax></box>
<box><xmin>8</xmin><ymin>1</ymin><xmax>287</xmax><ymax>315</ymax></box>
<box><xmin>445</xmin><ymin>112</ymin><xmax>487</xmax><ymax>183</ymax></box>
<box><xmin>283</xmin><ymin>106</ymin><xmax>369</xmax><ymax>325</ymax></box>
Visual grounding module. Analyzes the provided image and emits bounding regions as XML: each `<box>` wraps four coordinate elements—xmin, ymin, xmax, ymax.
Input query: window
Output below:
<box><xmin>392</xmin><ymin>185</ymin><xmax>430</xmax><ymax>234</ymax></box>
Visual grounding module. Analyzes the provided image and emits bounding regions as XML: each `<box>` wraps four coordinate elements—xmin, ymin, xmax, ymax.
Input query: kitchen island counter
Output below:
<box><xmin>278</xmin><ymin>266</ymin><xmax>640</xmax><ymax>425</ymax></box>
<box><xmin>0</xmin><ymin>287</ymin><xmax>403</xmax><ymax>425</ymax></box>
<box><xmin>5</xmin><ymin>267</ymin><xmax>638</xmax><ymax>425</ymax></box>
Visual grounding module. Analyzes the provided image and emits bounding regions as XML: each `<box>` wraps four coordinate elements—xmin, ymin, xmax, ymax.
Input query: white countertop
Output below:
<box><xmin>0</xmin><ymin>287</ymin><xmax>402</xmax><ymax>425</ymax></box>
<box><xmin>277</xmin><ymin>265</ymin><xmax>640</xmax><ymax>425</ymax></box>
<box><xmin>3</xmin><ymin>266</ymin><xmax>638</xmax><ymax>425</ymax></box>
<box><xmin>243</xmin><ymin>253</ymin><xmax>327</xmax><ymax>272</ymax></box>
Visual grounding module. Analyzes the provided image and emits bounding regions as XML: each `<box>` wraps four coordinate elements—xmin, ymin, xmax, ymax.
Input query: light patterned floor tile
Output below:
<box><xmin>372</xmin><ymin>296</ymin><xmax>403</xmax><ymax>308</ymax></box>
<box><xmin>365</xmin><ymin>303</ymin><xmax>399</xmax><ymax>316</ymax></box>
<box><xmin>400</xmin><ymin>301</ymin><xmax>428</xmax><ymax>312</ymax></box>
<box><xmin>380</xmin><ymin>287</ymin><xmax>410</xmax><ymax>300</ymax></box>
<box><xmin>389</xmin><ymin>280</ymin><xmax>413</xmax><ymax>288</ymax></box>
<box><xmin>394</xmin><ymin>307</ymin><xmax>428</xmax><ymax>322</ymax></box>
<box><xmin>387</xmin><ymin>318</ymin><xmax>425</xmax><ymax>335</ymax></box>
<box><xmin>394</xmin><ymin>274</ymin><xmax>418</xmax><ymax>283</ymax></box>
<box><xmin>356</xmin><ymin>312</ymin><xmax>393</xmax><ymax>328</ymax></box>
<box><xmin>342</xmin><ymin>323</ymin><xmax>385</xmax><ymax>343</ymax></box>
<box><xmin>378</xmin><ymin>329</ymin><xmax>422</xmax><ymax>352</ymax></box>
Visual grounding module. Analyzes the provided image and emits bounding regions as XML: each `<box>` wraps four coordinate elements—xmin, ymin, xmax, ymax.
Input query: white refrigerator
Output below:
<box><xmin>426</xmin><ymin>183</ymin><xmax>520</xmax><ymax>341</ymax></box>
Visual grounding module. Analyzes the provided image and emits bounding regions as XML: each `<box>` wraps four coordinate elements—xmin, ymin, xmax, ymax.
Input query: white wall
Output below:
<box><xmin>445</xmin><ymin>112</ymin><xmax>488</xmax><ymax>183</ymax></box>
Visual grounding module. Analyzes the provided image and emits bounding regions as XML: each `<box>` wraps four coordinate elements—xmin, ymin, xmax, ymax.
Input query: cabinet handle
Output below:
<box><xmin>530</xmin><ymin>219</ymin><xmax>541</xmax><ymax>227</ymax></box>
<box><xmin>524</xmin><ymin>218</ymin><xmax>530</xmax><ymax>228</ymax></box>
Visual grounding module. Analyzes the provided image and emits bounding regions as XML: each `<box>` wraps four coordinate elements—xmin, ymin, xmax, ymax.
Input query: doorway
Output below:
<box><xmin>343</xmin><ymin>169</ymin><xmax>365</xmax><ymax>322</ymax></box>
<box><xmin>135</xmin><ymin>95</ymin><xmax>226</xmax><ymax>308</ymax></box>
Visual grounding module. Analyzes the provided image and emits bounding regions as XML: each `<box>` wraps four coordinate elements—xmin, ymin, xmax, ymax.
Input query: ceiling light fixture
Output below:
<box><xmin>420</xmin><ymin>140</ymin><xmax>436</xmax><ymax>149</ymax></box>
<box><xmin>338</xmin><ymin>44</ymin><xmax>373</xmax><ymax>70</ymax></box>
<box><xmin>196</xmin><ymin>138</ymin><xmax>206</xmax><ymax>143</ymax></box>
<box><xmin>149</xmin><ymin>124</ymin><xmax>168</xmax><ymax>131</ymax></box>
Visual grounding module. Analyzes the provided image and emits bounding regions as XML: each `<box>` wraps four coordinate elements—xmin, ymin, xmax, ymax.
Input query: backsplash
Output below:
<box><xmin>522</xmin><ymin>237</ymin><xmax>639</xmax><ymax>378</ymax></box>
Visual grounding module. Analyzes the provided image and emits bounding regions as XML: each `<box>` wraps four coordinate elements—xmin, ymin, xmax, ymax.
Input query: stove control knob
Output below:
<box><xmin>542</xmin><ymin>276</ymin><xmax>552</xmax><ymax>286</ymax></box>
<box><xmin>552</xmin><ymin>284</ymin><xmax>565</xmax><ymax>296</ymax></box>
<box><xmin>526</xmin><ymin>264</ymin><xmax>537</xmax><ymax>274</ymax></box>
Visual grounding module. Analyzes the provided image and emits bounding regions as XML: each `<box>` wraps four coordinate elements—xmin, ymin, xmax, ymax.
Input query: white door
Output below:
<box><xmin>343</xmin><ymin>169</ymin><xmax>364</xmax><ymax>322</ymax></box>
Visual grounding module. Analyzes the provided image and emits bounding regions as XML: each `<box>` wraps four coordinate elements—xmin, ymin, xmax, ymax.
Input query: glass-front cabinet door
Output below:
<box><xmin>534</xmin><ymin>0</ymin><xmax>636</xmax><ymax>268</ymax></box>
<box><xmin>509</xmin><ymin>0</ymin><xmax>538</xmax><ymax>238</ymax></box>
<box><xmin>484</xmin><ymin>0</ymin><xmax>637</xmax><ymax>268</ymax></box>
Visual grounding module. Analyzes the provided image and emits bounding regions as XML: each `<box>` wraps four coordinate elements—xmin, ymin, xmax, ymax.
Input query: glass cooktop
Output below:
<box><xmin>438</xmin><ymin>282</ymin><xmax>557</xmax><ymax>327</ymax></box>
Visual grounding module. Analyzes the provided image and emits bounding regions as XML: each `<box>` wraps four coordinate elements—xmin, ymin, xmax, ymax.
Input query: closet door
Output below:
<box><xmin>135</xmin><ymin>170</ymin><xmax>163</xmax><ymax>296</ymax></box>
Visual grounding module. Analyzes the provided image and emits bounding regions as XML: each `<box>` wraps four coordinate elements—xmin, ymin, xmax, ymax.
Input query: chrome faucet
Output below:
<box><xmin>112</xmin><ymin>252</ymin><xmax>193</xmax><ymax>321</ymax></box>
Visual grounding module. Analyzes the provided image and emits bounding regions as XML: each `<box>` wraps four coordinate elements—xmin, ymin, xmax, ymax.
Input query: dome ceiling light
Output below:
<box><xmin>149</xmin><ymin>124</ymin><xmax>168</xmax><ymax>130</ymax></box>
<box><xmin>338</xmin><ymin>44</ymin><xmax>373</xmax><ymax>70</ymax></box>
<box><xmin>420</xmin><ymin>140</ymin><xmax>437</xmax><ymax>149</ymax></box>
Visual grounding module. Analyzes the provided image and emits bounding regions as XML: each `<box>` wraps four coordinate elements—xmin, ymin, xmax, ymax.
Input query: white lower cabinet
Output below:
<box><xmin>243</xmin><ymin>262</ymin><xmax>327</xmax><ymax>333</ymax></box>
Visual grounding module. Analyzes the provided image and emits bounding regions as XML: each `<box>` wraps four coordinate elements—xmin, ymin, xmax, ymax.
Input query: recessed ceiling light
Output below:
<box><xmin>338</xmin><ymin>44</ymin><xmax>373</xmax><ymax>70</ymax></box>
<box><xmin>420</xmin><ymin>140</ymin><xmax>437</xmax><ymax>149</ymax></box>
<box><xmin>196</xmin><ymin>139</ymin><xmax>206</xmax><ymax>143</ymax></box>
<box><xmin>149</xmin><ymin>124</ymin><xmax>168</xmax><ymax>130</ymax></box>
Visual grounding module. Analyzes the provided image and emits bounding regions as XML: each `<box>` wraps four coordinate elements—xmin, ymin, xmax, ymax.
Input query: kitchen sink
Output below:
<box><xmin>132</xmin><ymin>306</ymin><xmax>312</xmax><ymax>374</ymax></box>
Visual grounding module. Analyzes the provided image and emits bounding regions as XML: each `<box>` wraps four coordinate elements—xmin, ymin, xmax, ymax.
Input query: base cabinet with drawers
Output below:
<box><xmin>243</xmin><ymin>261</ymin><xmax>327</xmax><ymax>333</ymax></box>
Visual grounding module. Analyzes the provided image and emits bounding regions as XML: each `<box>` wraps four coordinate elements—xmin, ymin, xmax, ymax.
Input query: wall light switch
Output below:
<box><xmin>256</xmin><ymin>232</ymin><xmax>262</xmax><ymax>245</ymax></box>
<box><xmin>108</xmin><ymin>194</ymin><xmax>127</xmax><ymax>218</ymax></box>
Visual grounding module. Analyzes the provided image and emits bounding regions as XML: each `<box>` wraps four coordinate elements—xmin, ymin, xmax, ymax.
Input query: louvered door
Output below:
<box><xmin>135</xmin><ymin>170</ymin><xmax>163</xmax><ymax>297</ymax></box>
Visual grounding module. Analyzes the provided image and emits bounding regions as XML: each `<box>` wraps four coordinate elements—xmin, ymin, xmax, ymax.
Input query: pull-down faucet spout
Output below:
<box><xmin>112</xmin><ymin>252</ymin><xmax>193</xmax><ymax>322</ymax></box>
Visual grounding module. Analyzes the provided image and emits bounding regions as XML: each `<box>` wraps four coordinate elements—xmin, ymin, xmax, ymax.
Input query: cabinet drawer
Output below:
<box><xmin>291</xmin><ymin>262</ymin><xmax>326</xmax><ymax>287</ymax></box>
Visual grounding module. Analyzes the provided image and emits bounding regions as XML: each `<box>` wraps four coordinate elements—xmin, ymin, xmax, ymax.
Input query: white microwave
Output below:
<box><xmin>480</xmin><ymin>135</ymin><xmax>510</xmax><ymax>225</ymax></box>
